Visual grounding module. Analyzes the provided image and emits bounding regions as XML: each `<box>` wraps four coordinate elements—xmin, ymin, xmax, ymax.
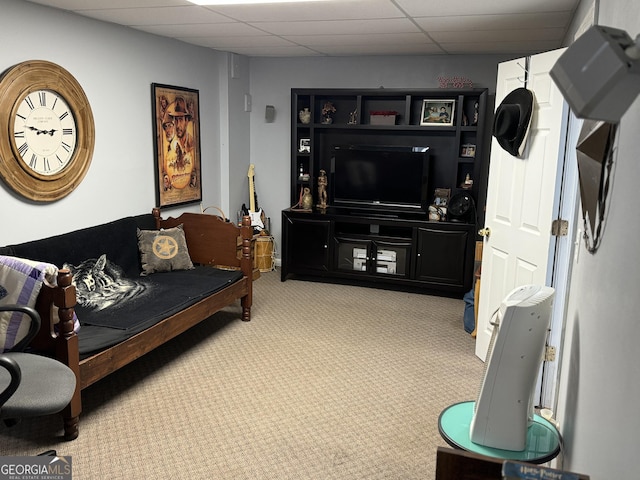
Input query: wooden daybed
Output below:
<box><xmin>1</xmin><ymin>209</ymin><xmax>254</xmax><ymax>440</ymax></box>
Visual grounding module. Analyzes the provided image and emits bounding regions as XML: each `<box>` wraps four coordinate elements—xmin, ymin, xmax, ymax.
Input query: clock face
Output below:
<box><xmin>14</xmin><ymin>89</ymin><xmax>78</xmax><ymax>177</ymax></box>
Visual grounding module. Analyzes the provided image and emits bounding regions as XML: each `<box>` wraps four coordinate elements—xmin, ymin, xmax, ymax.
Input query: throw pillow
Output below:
<box><xmin>137</xmin><ymin>224</ymin><xmax>194</xmax><ymax>275</ymax></box>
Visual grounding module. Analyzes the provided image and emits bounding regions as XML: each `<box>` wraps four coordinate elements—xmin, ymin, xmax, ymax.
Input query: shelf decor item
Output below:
<box><xmin>321</xmin><ymin>101</ymin><xmax>336</xmax><ymax>124</ymax></box>
<box><xmin>369</xmin><ymin>110</ymin><xmax>398</xmax><ymax>125</ymax></box>
<box><xmin>298</xmin><ymin>138</ymin><xmax>311</xmax><ymax>153</ymax></box>
<box><xmin>299</xmin><ymin>107</ymin><xmax>311</xmax><ymax>124</ymax></box>
<box><xmin>460</xmin><ymin>173</ymin><xmax>474</xmax><ymax>189</ymax></box>
<box><xmin>317</xmin><ymin>169</ymin><xmax>328</xmax><ymax>209</ymax></box>
<box><xmin>420</xmin><ymin>99</ymin><xmax>455</xmax><ymax>126</ymax></box>
<box><xmin>301</xmin><ymin>187</ymin><xmax>313</xmax><ymax>210</ymax></box>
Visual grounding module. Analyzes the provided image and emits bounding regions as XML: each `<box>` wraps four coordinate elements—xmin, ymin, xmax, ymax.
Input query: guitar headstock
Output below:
<box><xmin>247</xmin><ymin>164</ymin><xmax>255</xmax><ymax>178</ymax></box>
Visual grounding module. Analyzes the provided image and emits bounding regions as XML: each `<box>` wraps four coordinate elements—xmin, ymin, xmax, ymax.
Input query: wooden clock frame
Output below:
<box><xmin>0</xmin><ymin>60</ymin><xmax>95</xmax><ymax>202</ymax></box>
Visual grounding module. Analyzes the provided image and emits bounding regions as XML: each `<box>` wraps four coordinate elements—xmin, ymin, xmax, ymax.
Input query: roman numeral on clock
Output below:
<box><xmin>39</xmin><ymin>91</ymin><xmax>46</xmax><ymax>107</ymax></box>
<box><xmin>63</xmin><ymin>128</ymin><xmax>73</xmax><ymax>135</ymax></box>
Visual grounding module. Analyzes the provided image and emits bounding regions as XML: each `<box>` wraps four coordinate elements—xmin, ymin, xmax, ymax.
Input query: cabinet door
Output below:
<box><xmin>415</xmin><ymin>227</ymin><xmax>471</xmax><ymax>288</ymax></box>
<box><xmin>283</xmin><ymin>216</ymin><xmax>331</xmax><ymax>275</ymax></box>
<box><xmin>372</xmin><ymin>240</ymin><xmax>411</xmax><ymax>278</ymax></box>
<box><xmin>335</xmin><ymin>238</ymin><xmax>371</xmax><ymax>273</ymax></box>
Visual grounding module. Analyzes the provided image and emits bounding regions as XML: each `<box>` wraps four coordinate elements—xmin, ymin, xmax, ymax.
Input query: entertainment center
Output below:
<box><xmin>281</xmin><ymin>88</ymin><xmax>489</xmax><ymax>294</ymax></box>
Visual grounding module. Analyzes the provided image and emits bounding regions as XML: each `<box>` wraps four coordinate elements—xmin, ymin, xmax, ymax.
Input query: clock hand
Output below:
<box><xmin>26</xmin><ymin>126</ymin><xmax>54</xmax><ymax>135</ymax></box>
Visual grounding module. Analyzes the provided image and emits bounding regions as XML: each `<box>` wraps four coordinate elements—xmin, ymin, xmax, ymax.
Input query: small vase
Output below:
<box><xmin>321</xmin><ymin>116</ymin><xmax>333</xmax><ymax>125</ymax></box>
<box><xmin>301</xmin><ymin>187</ymin><xmax>313</xmax><ymax>210</ymax></box>
<box><xmin>299</xmin><ymin>108</ymin><xmax>311</xmax><ymax>124</ymax></box>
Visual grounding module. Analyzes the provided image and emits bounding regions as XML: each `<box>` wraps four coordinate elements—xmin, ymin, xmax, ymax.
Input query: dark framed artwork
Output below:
<box><xmin>151</xmin><ymin>83</ymin><xmax>202</xmax><ymax>208</ymax></box>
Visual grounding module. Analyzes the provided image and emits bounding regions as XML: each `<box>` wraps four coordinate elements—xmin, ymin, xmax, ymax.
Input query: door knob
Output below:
<box><xmin>478</xmin><ymin>227</ymin><xmax>491</xmax><ymax>238</ymax></box>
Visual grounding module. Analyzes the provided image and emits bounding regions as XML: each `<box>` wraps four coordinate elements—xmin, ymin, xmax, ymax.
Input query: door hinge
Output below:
<box><xmin>551</xmin><ymin>219</ymin><xmax>568</xmax><ymax>237</ymax></box>
<box><xmin>544</xmin><ymin>345</ymin><xmax>557</xmax><ymax>362</ymax></box>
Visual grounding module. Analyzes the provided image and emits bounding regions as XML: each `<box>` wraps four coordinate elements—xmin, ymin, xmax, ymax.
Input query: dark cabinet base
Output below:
<box><xmin>281</xmin><ymin>208</ymin><xmax>475</xmax><ymax>295</ymax></box>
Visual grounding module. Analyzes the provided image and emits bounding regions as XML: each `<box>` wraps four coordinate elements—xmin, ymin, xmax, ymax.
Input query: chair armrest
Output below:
<box><xmin>0</xmin><ymin>355</ymin><xmax>21</xmax><ymax>407</ymax></box>
<box><xmin>0</xmin><ymin>305</ymin><xmax>41</xmax><ymax>352</ymax></box>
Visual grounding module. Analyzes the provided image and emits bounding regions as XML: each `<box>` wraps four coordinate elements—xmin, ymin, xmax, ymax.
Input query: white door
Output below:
<box><xmin>476</xmin><ymin>49</ymin><xmax>569</xmax><ymax>362</ymax></box>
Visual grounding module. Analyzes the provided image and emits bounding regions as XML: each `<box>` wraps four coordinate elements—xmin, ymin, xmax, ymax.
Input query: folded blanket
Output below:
<box><xmin>0</xmin><ymin>255</ymin><xmax>58</xmax><ymax>351</ymax></box>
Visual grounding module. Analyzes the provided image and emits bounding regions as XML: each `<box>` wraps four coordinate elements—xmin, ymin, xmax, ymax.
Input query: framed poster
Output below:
<box><xmin>151</xmin><ymin>83</ymin><xmax>202</xmax><ymax>208</ymax></box>
<box><xmin>420</xmin><ymin>99</ymin><xmax>455</xmax><ymax>126</ymax></box>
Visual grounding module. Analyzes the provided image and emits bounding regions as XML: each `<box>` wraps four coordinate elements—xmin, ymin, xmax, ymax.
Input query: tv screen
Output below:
<box><xmin>331</xmin><ymin>145</ymin><xmax>430</xmax><ymax>211</ymax></box>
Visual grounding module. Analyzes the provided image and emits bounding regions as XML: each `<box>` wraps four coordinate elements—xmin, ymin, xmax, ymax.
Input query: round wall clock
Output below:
<box><xmin>0</xmin><ymin>60</ymin><xmax>95</xmax><ymax>202</ymax></box>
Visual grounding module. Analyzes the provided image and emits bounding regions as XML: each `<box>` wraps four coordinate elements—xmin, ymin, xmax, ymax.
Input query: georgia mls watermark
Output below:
<box><xmin>0</xmin><ymin>456</ymin><xmax>72</xmax><ymax>480</ymax></box>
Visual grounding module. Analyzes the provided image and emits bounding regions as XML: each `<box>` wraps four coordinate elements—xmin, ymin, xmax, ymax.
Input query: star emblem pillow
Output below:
<box><xmin>137</xmin><ymin>224</ymin><xmax>194</xmax><ymax>275</ymax></box>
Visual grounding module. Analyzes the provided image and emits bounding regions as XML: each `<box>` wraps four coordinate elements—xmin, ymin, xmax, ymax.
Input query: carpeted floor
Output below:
<box><xmin>0</xmin><ymin>271</ymin><xmax>483</xmax><ymax>479</ymax></box>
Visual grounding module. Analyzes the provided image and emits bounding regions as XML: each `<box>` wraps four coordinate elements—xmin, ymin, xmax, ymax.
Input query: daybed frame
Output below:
<box><xmin>29</xmin><ymin>209</ymin><xmax>254</xmax><ymax>440</ymax></box>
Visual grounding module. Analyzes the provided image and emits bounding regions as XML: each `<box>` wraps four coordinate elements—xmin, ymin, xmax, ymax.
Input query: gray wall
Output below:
<box><xmin>556</xmin><ymin>1</ymin><xmax>640</xmax><ymax>478</ymax></box>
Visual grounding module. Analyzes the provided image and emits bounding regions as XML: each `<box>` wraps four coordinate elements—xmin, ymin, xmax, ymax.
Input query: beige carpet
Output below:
<box><xmin>0</xmin><ymin>271</ymin><xmax>483</xmax><ymax>479</ymax></box>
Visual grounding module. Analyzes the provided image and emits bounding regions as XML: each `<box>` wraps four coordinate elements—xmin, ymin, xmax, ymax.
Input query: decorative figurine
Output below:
<box><xmin>348</xmin><ymin>109</ymin><xmax>358</xmax><ymax>125</ymax></box>
<box><xmin>460</xmin><ymin>173</ymin><xmax>474</xmax><ymax>189</ymax></box>
<box><xmin>317</xmin><ymin>169</ymin><xmax>328</xmax><ymax>209</ymax></box>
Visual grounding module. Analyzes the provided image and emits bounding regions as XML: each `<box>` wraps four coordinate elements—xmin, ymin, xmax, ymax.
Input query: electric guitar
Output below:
<box><xmin>247</xmin><ymin>164</ymin><xmax>265</xmax><ymax>230</ymax></box>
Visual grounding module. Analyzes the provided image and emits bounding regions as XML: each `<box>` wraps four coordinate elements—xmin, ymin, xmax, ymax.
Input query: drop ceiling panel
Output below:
<box><xmin>25</xmin><ymin>0</ymin><xmax>580</xmax><ymax>57</ymax></box>
<box><xmin>253</xmin><ymin>18</ymin><xmax>420</xmax><ymax>36</ymax></box>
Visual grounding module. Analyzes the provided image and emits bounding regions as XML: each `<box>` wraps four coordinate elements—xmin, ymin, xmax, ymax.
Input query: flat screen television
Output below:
<box><xmin>331</xmin><ymin>145</ymin><xmax>430</xmax><ymax>212</ymax></box>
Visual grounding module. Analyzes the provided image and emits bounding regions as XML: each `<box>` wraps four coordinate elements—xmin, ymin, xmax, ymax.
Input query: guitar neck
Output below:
<box><xmin>249</xmin><ymin>175</ymin><xmax>256</xmax><ymax>212</ymax></box>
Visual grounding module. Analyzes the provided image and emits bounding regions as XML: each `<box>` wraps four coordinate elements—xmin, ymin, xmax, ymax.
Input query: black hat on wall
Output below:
<box><xmin>493</xmin><ymin>88</ymin><xmax>534</xmax><ymax>157</ymax></box>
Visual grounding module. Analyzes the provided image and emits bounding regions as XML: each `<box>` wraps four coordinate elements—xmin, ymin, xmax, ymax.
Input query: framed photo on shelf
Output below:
<box><xmin>461</xmin><ymin>144</ymin><xmax>476</xmax><ymax>158</ymax></box>
<box><xmin>151</xmin><ymin>83</ymin><xmax>202</xmax><ymax>208</ymax></box>
<box><xmin>420</xmin><ymin>99</ymin><xmax>455</xmax><ymax>126</ymax></box>
<box><xmin>433</xmin><ymin>188</ymin><xmax>451</xmax><ymax>207</ymax></box>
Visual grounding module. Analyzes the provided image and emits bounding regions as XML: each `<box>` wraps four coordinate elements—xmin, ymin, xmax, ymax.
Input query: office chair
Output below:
<box><xmin>0</xmin><ymin>305</ymin><xmax>76</xmax><ymax>435</ymax></box>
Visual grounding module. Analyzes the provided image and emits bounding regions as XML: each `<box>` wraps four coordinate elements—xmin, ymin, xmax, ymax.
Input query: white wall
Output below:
<box><xmin>0</xmin><ymin>0</ymin><xmax>228</xmax><ymax>245</ymax></box>
<box><xmin>555</xmin><ymin>1</ymin><xmax>640</xmax><ymax>478</ymax></box>
<box><xmin>248</xmin><ymin>54</ymin><xmax>515</xmax><ymax>252</ymax></box>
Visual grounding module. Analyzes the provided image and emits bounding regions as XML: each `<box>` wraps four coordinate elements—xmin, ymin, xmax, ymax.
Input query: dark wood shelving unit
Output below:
<box><xmin>282</xmin><ymin>88</ymin><xmax>489</xmax><ymax>294</ymax></box>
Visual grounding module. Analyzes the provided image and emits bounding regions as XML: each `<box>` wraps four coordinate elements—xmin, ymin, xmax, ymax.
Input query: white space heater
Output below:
<box><xmin>469</xmin><ymin>285</ymin><xmax>555</xmax><ymax>451</ymax></box>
